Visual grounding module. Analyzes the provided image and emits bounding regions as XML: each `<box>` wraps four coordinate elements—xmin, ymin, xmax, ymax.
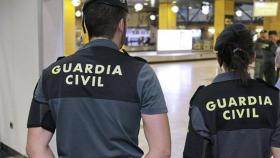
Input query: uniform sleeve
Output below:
<box><xmin>271</xmin><ymin>93</ymin><xmax>280</xmax><ymax>148</ymax></box>
<box><xmin>270</xmin><ymin>42</ymin><xmax>277</xmax><ymax>56</ymax></box>
<box><xmin>275</xmin><ymin>47</ymin><xmax>280</xmax><ymax>68</ymax></box>
<box><xmin>183</xmin><ymin>106</ymin><xmax>212</xmax><ymax>158</ymax></box>
<box><xmin>27</xmin><ymin>76</ymin><xmax>56</xmax><ymax>133</ymax></box>
<box><xmin>137</xmin><ymin>64</ymin><xmax>168</xmax><ymax>115</ymax></box>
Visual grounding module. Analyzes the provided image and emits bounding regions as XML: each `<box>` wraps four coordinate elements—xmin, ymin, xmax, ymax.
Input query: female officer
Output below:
<box><xmin>183</xmin><ymin>23</ymin><xmax>280</xmax><ymax>158</ymax></box>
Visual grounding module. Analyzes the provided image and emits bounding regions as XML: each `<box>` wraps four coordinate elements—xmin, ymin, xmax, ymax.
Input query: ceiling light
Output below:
<box><xmin>236</xmin><ymin>10</ymin><xmax>243</xmax><ymax>17</ymax></box>
<box><xmin>134</xmin><ymin>3</ymin><xmax>144</xmax><ymax>12</ymax></box>
<box><xmin>75</xmin><ymin>10</ymin><xmax>82</xmax><ymax>18</ymax></box>
<box><xmin>202</xmin><ymin>5</ymin><xmax>210</xmax><ymax>15</ymax></box>
<box><xmin>208</xmin><ymin>27</ymin><xmax>215</xmax><ymax>34</ymax></box>
<box><xmin>72</xmin><ymin>0</ymin><xmax>81</xmax><ymax>7</ymax></box>
<box><xmin>171</xmin><ymin>5</ymin><xmax>179</xmax><ymax>13</ymax></box>
<box><xmin>144</xmin><ymin>2</ymin><xmax>149</xmax><ymax>6</ymax></box>
<box><xmin>150</xmin><ymin>15</ymin><xmax>156</xmax><ymax>21</ymax></box>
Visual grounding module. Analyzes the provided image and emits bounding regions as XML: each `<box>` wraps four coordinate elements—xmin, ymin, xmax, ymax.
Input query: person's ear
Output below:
<box><xmin>117</xmin><ymin>18</ymin><xmax>125</xmax><ymax>33</ymax></box>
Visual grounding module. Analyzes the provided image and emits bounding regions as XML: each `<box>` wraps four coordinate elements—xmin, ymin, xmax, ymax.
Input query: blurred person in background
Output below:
<box><xmin>263</xmin><ymin>30</ymin><xmax>278</xmax><ymax>85</ymax></box>
<box><xmin>254</xmin><ymin>30</ymin><xmax>268</xmax><ymax>80</ymax></box>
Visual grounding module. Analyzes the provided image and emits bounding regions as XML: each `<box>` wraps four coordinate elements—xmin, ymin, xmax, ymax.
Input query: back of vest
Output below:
<box><xmin>41</xmin><ymin>46</ymin><xmax>147</xmax><ymax>158</ymax></box>
<box><xmin>191</xmin><ymin>79</ymin><xmax>279</xmax><ymax>158</ymax></box>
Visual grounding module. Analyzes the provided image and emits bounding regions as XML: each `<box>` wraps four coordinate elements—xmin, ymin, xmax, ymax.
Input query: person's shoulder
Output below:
<box><xmin>132</xmin><ymin>56</ymin><xmax>148</xmax><ymax>63</ymax></box>
<box><xmin>42</xmin><ymin>54</ymin><xmax>77</xmax><ymax>75</ymax></box>
<box><xmin>115</xmin><ymin>50</ymin><xmax>148</xmax><ymax>70</ymax></box>
<box><xmin>118</xmin><ymin>49</ymin><xmax>148</xmax><ymax>64</ymax></box>
<box><xmin>190</xmin><ymin>86</ymin><xmax>206</xmax><ymax>102</ymax></box>
<box><xmin>255</xmin><ymin>78</ymin><xmax>279</xmax><ymax>91</ymax></box>
<box><xmin>120</xmin><ymin>53</ymin><xmax>148</xmax><ymax>64</ymax></box>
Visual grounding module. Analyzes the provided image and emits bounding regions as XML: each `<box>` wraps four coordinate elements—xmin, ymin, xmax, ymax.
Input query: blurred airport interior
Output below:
<box><xmin>1</xmin><ymin>0</ymin><xmax>280</xmax><ymax>157</ymax></box>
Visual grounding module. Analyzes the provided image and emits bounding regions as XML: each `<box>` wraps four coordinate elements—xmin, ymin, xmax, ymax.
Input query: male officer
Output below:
<box><xmin>262</xmin><ymin>30</ymin><xmax>278</xmax><ymax>85</ymax></box>
<box><xmin>26</xmin><ymin>0</ymin><xmax>171</xmax><ymax>158</ymax></box>
<box><xmin>254</xmin><ymin>30</ymin><xmax>268</xmax><ymax>79</ymax></box>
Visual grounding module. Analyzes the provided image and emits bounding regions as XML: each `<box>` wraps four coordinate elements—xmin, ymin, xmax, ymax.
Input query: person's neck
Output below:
<box><xmin>224</xmin><ymin>68</ymin><xmax>248</xmax><ymax>74</ymax></box>
<box><xmin>90</xmin><ymin>37</ymin><xmax>120</xmax><ymax>48</ymax></box>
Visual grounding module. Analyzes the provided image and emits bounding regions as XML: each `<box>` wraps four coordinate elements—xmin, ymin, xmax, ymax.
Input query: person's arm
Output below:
<box><xmin>26</xmin><ymin>76</ymin><xmax>56</xmax><ymax>157</ymax></box>
<box><xmin>275</xmin><ymin>47</ymin><xmax>280</xmax><ymax>68</ymax></box>
<box><xmin>271</xmin><ymin>93</ymin><xmax>280</xmax><ymax>158</ymax></box>
<box><xmin>183</xmin><ymin>106</ymin><xmax>211</xmax><ymax>158</ymax></box>
<box><xmin>183</xmin><ymin>86</ymin><xmax>212</xmax><ymax>158</ymax></box>
<box><xmin>26</xmin><ymin>128</ymin><xmax>54</xmax><ymax>158</ymax></box>
<box><xmin>272</xmin><ymin>147</ymin><xmax>280</xmax><ymax>158</ymax></box>
<box><xmin>142</xmin><ymin>113</ymin><xmax>171</xmax><ymax>158</ymax></box>
<box><xmin>137</xmin><ymin>64</ymin><xmax>171</xmax><ymax>158</ymax></box>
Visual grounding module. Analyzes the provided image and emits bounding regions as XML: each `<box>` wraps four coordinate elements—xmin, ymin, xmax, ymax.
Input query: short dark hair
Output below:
<box><xmin>269</xmin><ymin>30</ymin><xmax>278</xmax><ymax>36</ymax></box>
<box><xmin>84</xmin><ymin>3</ymin><xmax>127</xmax><ymax>39</ymax></box>
<box><xmin>260</xmin><ymin>30</ymin><xmax>267</xmax><ymax>34</ymax></box>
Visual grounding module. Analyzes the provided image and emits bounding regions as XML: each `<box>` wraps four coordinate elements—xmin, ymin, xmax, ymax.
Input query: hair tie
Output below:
<box><xmin>233</xmin><ymin>48</ymin><xmax>243</xmax><ymax>54</ymax></box>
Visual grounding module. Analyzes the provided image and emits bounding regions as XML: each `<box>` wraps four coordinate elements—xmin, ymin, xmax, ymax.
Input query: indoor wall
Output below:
<box><xmin>0</xmin><ymin>0</ymin><xmax>63</xmax><ymax>155</ymax></box>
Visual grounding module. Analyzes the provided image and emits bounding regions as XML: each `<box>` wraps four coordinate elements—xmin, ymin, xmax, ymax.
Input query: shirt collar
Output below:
<box><xmin>212</xmin><ymin>72</ymin><xmax>250</xmax><ymax>83</ymax></box>
<box><xmin>81</xmin><ymin>39</ymin><xmax>119</xmax><ymax>51</ymax></box>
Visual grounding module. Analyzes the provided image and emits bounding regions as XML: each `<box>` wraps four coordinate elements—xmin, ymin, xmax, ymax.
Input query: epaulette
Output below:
<box><xmin>133</xmin><ymin>56</ymin><xmax>148</xmax><ymax>63</ymax></box>
<box><xmin>256</xmin><ymin>78</ymin><xmax>279</xmax><ymax>91</ymax></box>
<box><xmin>121</xmin><ymin>49</ymin><xmax>148</xmax><ymax>63</ymax></box>
<box><xmin>56</xmin><ymin>56</ymin><xmax>65</xmax><ymax>61</ymax></box>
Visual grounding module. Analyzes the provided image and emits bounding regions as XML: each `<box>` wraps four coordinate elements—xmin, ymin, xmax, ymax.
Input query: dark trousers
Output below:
<box><xmin>263</xmin><ymin>62</ymin><xmax>276</xmax><ymax>85</ymax></box>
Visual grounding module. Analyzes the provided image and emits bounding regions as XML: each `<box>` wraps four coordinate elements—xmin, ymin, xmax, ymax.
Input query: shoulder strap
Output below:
<box><xmin>56</xmin><ymin>56</ymin><xmax>65</xmax><ymax>61</ymax></box>
<box><xmin>121</xmin><ymin>49</ymin><xmax>148</xmax><ymax>63</ymax></box>
<box><xmin>190</xmin><ymin>85</ymin><xmax>205</xmax><ymax>107</ymax></box>
<box><xmin>256</xmin><ymin>78</ymin><xmax>279</xmax><ymax>91</ymax></box>
<box><xmin>133</xmin><ymin>56</ymin><xmax>148</xmax><ymax>63</ymax></box>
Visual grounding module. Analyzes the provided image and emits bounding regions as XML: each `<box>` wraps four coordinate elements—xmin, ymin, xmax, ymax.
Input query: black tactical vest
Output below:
<box><xmin>193</xmin><ymin>79</ymin><xmax>278</xmax><ymax>133</ymax></box>
<box><xmin>185</xmin><ymin>79</ymin><xmax>279</xmax><ymax>158</ymax></box>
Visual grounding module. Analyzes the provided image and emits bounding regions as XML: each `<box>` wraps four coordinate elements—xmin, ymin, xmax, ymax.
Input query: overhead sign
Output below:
<box><xmin>253</xmin><ymin>2</ymin><xmax>279</xmax><ymax>17</ymax></box>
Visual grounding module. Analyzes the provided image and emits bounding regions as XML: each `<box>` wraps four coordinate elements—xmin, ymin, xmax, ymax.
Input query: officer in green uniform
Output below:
<box><xmin>183</xmin><ymin>24</ymin><xmax>280</xmax><ymax>158</ymax></box>
<box><xmin>26</xmin><ymin>0</ymin><xmax>171</xmax><ymax>157</ymax></box>
<box><xmin>254</xmin><ymin>30</ymin><xmax>268</xmax><ymax>79</ymax></box>
<box><xmin>262</xmin><ymin>31</ymin><xmax>278</xmax><ymax>85</ymax></box>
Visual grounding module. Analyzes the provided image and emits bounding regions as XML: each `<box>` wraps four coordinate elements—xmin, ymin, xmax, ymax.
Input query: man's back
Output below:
<box><xmin>48</xmin><ymin>46</ymin><xmax>144</xmax><ymax>157</ymax></box>
<box><xmin>28</xmin><ymin>41</ymin><xmax>168</xmax><ymax>158</ymax></box>
<box><xmin>27</xmin><ymin>1</ymin><xmax>171</xmax><ymax>157</ymax></box>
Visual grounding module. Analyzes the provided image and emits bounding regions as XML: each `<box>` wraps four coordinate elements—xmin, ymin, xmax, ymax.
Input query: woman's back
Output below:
<box><xmin>189</xmin><ymin>73</ymin><xmax>279</xmax><ymax>158</ymax></box>
<box><xmin>184</xmin><ymin>23</ymin><xmax>280</xmax><ymax>158</ymax></box>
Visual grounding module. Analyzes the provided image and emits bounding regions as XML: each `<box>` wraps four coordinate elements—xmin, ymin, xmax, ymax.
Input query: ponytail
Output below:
<box><xmin>231</xmin><ymin>48</ymin><xmax>250</xmax><ymax>84</ymax></box>
<box><xmin>218</xmin><ymin>44</ymin><xmax>251</xmax><ymax>84</ymax></box>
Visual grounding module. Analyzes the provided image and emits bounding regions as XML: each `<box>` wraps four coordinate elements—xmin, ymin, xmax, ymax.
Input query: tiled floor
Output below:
<box><xmin>139</xmin><ymin>60</ymin><xmax>218</xmax><ymax>158</ymax></box>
